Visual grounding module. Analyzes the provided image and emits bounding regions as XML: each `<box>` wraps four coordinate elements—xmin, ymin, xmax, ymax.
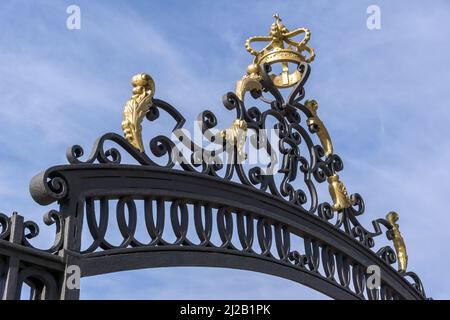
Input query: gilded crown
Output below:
<box><xmin>244</xmin><ymin>14</ymin><xmax>315</xmax><ymax>88</ymax></box>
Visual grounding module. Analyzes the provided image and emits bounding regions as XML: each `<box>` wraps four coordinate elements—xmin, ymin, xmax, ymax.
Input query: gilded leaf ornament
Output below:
<box><xmin>386</xmin><ymin>211</ymin><xmax>408</xmax><ymax>273</ymax></box>
<box><xmin>327</xmin><ymin>174</ymin><xmax>356</xmax><ymax>211</ymax></box>
<box><xmin>220</xmin><ymin>119</ymin><xmax>248</xmax><ymax>162</ymax></box>
<box><xmin>121</xmin><ymin>73</ymin><xmax>155</xmax><ymax>152</ymax></box>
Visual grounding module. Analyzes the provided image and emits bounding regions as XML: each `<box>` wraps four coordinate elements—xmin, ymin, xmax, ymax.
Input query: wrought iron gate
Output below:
<box><xmin>0</xmin><ymin>15</ymin><xmax>427</xmax><ymax>300</ymax></box>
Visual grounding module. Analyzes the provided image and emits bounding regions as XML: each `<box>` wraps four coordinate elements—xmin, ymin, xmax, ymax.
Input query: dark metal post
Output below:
<box><xmin>2</xmin><ymin>213</ymin><xmax>24</xmax><ymax>300</ymax></box>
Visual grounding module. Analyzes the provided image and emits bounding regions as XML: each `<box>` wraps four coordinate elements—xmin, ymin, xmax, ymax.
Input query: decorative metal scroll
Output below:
<box><xmin>66</xmin><ymin>62</ymin><xmax>412</xmax><ymax>272</ymax></box>
<box><xmin>0</xmin><ymin>15</ymin><xmax>428</xmax><ymax>300</ymax></box>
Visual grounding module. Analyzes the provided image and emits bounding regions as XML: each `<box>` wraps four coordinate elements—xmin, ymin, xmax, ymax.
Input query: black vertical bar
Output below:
<box><xmin>2</xmin><ymin>213</ymin><xmax>24</xmax><ymax>300</ymax></box>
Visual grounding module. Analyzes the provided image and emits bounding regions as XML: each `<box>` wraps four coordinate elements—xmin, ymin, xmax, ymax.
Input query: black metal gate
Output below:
<box><xmin>0</xmin><ymin>16</ymin><xmax>428</xmax><ymax>300</ymax></box>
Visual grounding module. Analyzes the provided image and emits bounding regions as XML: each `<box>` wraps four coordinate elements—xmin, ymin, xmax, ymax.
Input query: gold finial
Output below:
<box><xmin>121</xmin><ymin>73</ymin><xmax>155</xmax><ymax>152</ymax></box>
<box><xmin>244</xmin><ymin>14</ymin><xmax>315</xmax><ymax>89</ymax></box>
<box><xmin>386</xmin><ymin>211</ymin><xmax>408</xmax><ymax>273</ymax></box>
<box><xmin>235</xmin><ymin>63</ymin><xmax>263</xmax><ymax>101</ymax></box>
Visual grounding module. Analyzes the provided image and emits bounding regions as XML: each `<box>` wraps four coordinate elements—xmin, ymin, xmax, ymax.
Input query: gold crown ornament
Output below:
<box><xmin>236</xmin><ymin>14</ymin><xmax>315</xmax><ymax>100</ymax></box>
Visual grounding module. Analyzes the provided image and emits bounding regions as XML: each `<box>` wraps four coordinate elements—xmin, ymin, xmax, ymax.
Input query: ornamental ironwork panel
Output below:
<box><xmin>0</xmin><ymin>15</ymin><xmax>427</xmax><ymax>300</ymax></box>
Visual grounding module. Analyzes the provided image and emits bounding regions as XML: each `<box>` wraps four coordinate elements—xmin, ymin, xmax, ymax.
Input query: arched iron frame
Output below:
<box><xmin>0</xmin><ymin>63</ymin><xmax>427</xmax><ymax>300</ymax></box>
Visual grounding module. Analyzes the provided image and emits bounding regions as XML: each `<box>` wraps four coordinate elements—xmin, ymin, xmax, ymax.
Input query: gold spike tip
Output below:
<box><xmin>270</xmin><ymin>14</ymin><xmax>288</xmax><ymax>37</ymax></box>
<box><xmin>386</xmin><ymin>211</ymin><xmax>399</xmax><ymax>223</ymax></box>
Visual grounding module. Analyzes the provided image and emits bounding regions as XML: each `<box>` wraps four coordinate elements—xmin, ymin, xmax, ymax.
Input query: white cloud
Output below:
<box><xmin>0</xmin><ymin>0</ymin><xmax>449</xmax><ymax>299</ymax></box>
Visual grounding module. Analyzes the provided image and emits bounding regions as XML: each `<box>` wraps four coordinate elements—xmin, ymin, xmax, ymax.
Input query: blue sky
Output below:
<box><xmin>1</xmin><ymin>0</ymin><xmax>449</xmax><ymax>299</ymax></box>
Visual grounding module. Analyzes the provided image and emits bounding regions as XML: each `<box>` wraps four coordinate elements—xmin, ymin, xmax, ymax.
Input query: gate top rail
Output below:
<box><xmin>1</xmin><ymin>14</ymin><xmax>428</xmax><ymax>300</ymax></box>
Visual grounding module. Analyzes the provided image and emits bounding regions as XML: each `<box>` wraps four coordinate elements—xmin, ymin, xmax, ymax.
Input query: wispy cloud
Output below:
<box><xmin>0</xmin><ymin>0</ymin><xmax>449</xmax><ymax>299</ymax></box>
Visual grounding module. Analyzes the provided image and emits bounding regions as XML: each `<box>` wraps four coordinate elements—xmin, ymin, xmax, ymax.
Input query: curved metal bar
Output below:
<box><xmin>29</xmin><ymin>164</ymin><xmax>426</xmax><ymax>300</ymax></box>
<box><xmin>16</xmin><ymin>266</ymin><xmax>59</xmax><ymax>300</ymax></box>
<box><xmin>78</xmin><ymin>246</ymin><xmax>361</xmax><ymax>300</ymax></box>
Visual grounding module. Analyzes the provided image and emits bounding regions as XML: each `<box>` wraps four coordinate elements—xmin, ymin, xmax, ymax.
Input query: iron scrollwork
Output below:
<box><xmin>0</xmin><ymin>14</ymin><xmax>428</xmax><ymax>300</ymax></box>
